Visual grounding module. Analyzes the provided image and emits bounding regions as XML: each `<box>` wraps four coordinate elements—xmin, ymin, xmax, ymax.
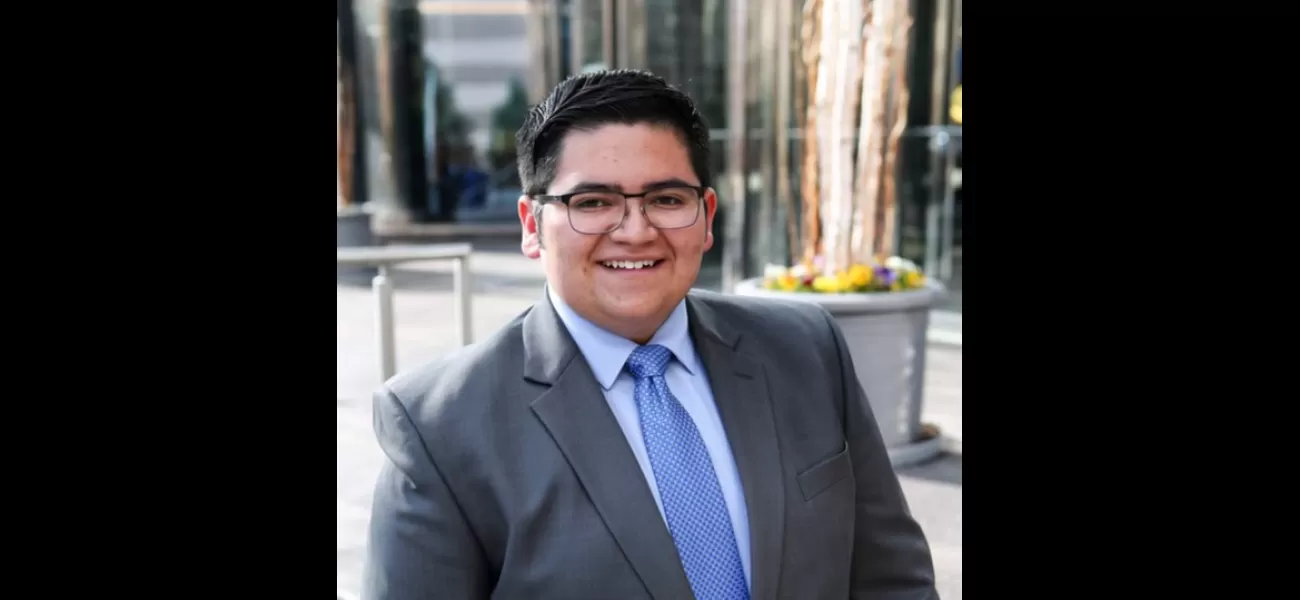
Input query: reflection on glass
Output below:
<box><xmin>574</xmin><ymin>0</ymin><xmax>607</xmax><ymax>71</ymax></box>
<box><xmin>643</xmin><ymin>0</ymin><xmax>728</xmax><ymax>129</ymax></box>
<box><xmin>418</xmin><ymin>2</ymin><xmax>535</xmax><ymax>222</ymax></box>
<box><xmin>351</xmin><ymin>0</ymin><xmax>396</xmax><ymax>214</ymax></box>
<box><xmin>736</xmin><ymin>0</ymin><xmax>802</xmax><ymax>278</ymax></box>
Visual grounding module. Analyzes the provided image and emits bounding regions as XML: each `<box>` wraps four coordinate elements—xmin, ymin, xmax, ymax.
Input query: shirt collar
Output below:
<box><xmin>547</xmin><ymin>286</ymin><xmax>697</xmax><ymax>390</ymax></box>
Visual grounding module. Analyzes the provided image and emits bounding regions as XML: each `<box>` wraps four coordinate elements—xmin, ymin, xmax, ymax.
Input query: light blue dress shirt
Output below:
<box><xmin>548</xmin><ymin>287</ymin><xmax>753</xmax><ymax>586</ymax></box>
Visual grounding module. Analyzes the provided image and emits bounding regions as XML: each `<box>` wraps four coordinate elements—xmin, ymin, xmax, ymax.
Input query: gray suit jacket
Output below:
<box><xmin>362</xmin><ymin>289</ymin><xmax>937</xmax><ymax>599</ymax></box>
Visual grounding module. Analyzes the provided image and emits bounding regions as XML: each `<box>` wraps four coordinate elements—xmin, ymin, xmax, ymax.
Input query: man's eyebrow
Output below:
<box><xmin>558</xmin><ymin>178</ymin><xmax>701</xmax><ymax>194</ymax></box>
<box><xmin>641</xmin><ymin>178</ymin><xmax>701</xmax><ymax>190</ymax></box>
<box><xmin>562</xmin><ymin>181</ymin><xmax>622</xmax><ymax>194</ymax></box>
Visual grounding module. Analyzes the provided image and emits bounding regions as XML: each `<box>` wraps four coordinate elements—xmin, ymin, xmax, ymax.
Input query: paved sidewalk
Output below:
<box><xmin>337</xmin><ymin>250</ymin><xmax>962</xmax><ymax>598</ymax></box>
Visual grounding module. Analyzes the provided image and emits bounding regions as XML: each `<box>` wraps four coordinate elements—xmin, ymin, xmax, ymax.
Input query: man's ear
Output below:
<box><xmin>518</xmin><ymin>196</ymin><xmax>541</xmax><ymax>259</ymax></box>
<box><xmin>702</xmin><ymin>187</ymin><xmax>718</xmax><ymax>252</ymax></box>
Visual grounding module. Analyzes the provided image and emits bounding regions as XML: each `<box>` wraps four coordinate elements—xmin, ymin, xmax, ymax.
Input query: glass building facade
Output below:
<box><xmin>347</xmin><ymin>0</ymin><xmax>536</xmax><ymax>225</ymax></box>
<box><xmin>342</xmin><ymin>0</ymin><xmax>962</xmax><ymax>305</ymax></box>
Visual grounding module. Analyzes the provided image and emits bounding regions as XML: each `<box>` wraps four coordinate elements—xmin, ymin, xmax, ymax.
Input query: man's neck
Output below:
<box><xmin>547</xmin><ymin>286</ymin><xmax>676</xmax><ymax>345</ymax></box>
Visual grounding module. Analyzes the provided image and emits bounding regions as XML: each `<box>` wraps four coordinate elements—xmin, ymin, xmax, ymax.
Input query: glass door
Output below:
<box><xmin>899</xmin><ymin>0</ymin><xmax>961</xmax><ymax>312</ymax></box>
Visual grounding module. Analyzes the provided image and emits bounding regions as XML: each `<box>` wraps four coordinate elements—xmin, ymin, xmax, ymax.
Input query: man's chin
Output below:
<box><xmin>598</xmin><ymin>299</ymin><xmax>673</xmax><ymax>324</ymax></box>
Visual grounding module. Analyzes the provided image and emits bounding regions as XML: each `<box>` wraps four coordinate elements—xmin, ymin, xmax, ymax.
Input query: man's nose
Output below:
<box><xmin>609</xmin><ymin>200</ymin><xmax>659</xmax><ymax>242</ymax></box>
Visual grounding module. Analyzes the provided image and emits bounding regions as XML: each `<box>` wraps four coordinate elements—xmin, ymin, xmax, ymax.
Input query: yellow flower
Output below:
<box><xmin>777</xmin><ymin>273</ymin><xmax>799</xmax><ymax>291</ymax></box>
<box><xmin>812</xmin><ymin>275</ymin><xmax>839</xmax><ymax>293</ymax></box>
<box><xmin>904</xmin><ymin>270</ymin><xmax>925</xmax><ymax>288</ymax></box>
<box><xmin>835</xmin><ymin>271</ymin><xmax>854</xmax><ymax>292</ymax></box>
<box><xmin>848</xmin><ymin>264</ymin><xmax>873</xmax><ymax>288</ymax></box>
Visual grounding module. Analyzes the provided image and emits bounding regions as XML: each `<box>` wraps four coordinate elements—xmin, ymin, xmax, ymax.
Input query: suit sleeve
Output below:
<box><xmin>361</xmin><ymin>386</ymin><xmax>491</xmax><ymax>600</ymax></box>
<box><xmin>818</xmin><ymin>308</ymin><xmax>939</xmax><ymax>599</ymax></box>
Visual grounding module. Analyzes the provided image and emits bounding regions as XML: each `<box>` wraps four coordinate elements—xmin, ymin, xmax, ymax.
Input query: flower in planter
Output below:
<box><xmin>776</xmin><ymin>272</ymin><xmax>800</xmax><ymax>292</ymax></box>
<box><xmin>762</xmin><ymin>256</ymin><xmax>927</xmax><ymax>294</ymax></box>
<box><xmin>848</xmin><ymin>264</ymin><xmax>873</xmax><ymax>288</ymax></box>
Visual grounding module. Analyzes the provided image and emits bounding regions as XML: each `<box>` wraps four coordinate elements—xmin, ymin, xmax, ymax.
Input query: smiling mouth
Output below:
<box><xmin>600</xmin><ymin>260</ymin><xmax>662</xmax><ymax>270</ymax></box>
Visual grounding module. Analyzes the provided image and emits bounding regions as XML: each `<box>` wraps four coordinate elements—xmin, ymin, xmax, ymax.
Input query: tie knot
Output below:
<box><xmin>626</xmin><ymin>344</ymin><xmax>672</xmax><ymax>379</ymax></box>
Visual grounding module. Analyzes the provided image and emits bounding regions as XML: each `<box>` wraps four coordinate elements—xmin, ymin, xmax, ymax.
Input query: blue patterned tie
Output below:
<box><xmin>626</xmin><ymin>344</ymin><xmax>750</xmax><ymax>600</ymax></box>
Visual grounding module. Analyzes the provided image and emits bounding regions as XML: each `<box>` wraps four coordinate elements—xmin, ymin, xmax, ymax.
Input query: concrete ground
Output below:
<box><xmin>337</xmin><ymin>249</ymin><xmax>962</xmax><ymax>598</ymax></box>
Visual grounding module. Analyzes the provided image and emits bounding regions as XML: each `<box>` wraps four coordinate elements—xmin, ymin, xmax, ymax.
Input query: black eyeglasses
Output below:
<box><xmin>534</xmin><ymin>186</ymin><xmax>707</xmax><ymax>235</ymax></box>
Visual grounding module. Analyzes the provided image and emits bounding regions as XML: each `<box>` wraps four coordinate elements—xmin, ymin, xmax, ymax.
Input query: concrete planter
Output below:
<box><xmin>337</xmin><ymin>206</ymin><xmax>378</xmax><ymax>286</ymax></box>
<box><xmin>733</xmin><ymin>278</ymin><xmax>945</xmax><ymax>467</ymax></box>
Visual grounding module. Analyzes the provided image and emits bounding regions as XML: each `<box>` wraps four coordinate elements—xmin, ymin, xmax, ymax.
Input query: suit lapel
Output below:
<box><xmin>688</xmin><ymin>294</ymin><xmax>786</xmax><ymax>600</ymax></box>
<box><xmin>524</xmin><ymin>291</ymin><xmax>695</xmax><ymax>599</ymax></box>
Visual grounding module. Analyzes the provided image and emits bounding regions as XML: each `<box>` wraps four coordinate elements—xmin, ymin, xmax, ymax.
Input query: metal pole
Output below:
<box><xmin>570</xmin><ymin>0</ymin><xmax>586</xmax><ymax>75</ymax></box>
<box><xmin>721</xmin><ymin>0</ymin><xmax>749</xmax><ymax>293</ymax></box>
<box><xmin>939</xmin><ymin>133</ymin><xmax>957</xmax><ymax>280</ymax></box>
<box><xmin>923</xmin><ymin>132</ymin><xmax>944</xmax><ymax>277</ymax></box>
<box><xmin>623</xmin><ymin>0</ymin><xmax>647</xmax><ymax>70</ymax></box>
<box><xmin>374</xmin><ymin>265</ymin><xmax>396</xmax><ymax>382</ymax></box>
<box><xmin>924</xmin><ymin>0</ymin><xmax>952</xmax><ymax>277</ymax></box>
<box><xmin>938</xmin><ymin>0</ymin><xmax>962</xmax><ymax>281</ymax></box>
<box><xmin>453</xmin><ymin>255</ymin><xmax>473</xmax><ymax>346</ymax></box>
<box><xmin>603</xmin><ymin>0</ymin><xmax>616</xmax><ymax>68</ymax></box>
<box><xmin>545</xmin><ymin>0</ymin><xmax>562</xmax><ymax>92</ymax></box>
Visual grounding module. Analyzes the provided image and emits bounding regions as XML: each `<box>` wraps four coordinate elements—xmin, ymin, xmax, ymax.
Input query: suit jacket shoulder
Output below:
<box><xmin>377</xmin><ymin>305</ymin><xmax>536</xmax><ymax>470</ymax></box>
<box><xmin>688</xmin><ymin>288</ymin><xmax>834</xmax><ymax>343</ymax></box>
<box><xmin>687</xmin><ymin>289</ymin><xmax>841</xmax><ymax>379</ymax></box>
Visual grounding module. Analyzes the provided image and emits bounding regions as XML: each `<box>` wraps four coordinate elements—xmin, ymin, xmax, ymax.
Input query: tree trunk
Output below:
<box><xmin>799</xmin><ymin>0</ymin><xmax>823</xmax><ymax>267</ymax></box>
<box><xmin>337</xmin><ymin>0</ymin><xmax>368</xmax><ymax>208</ymax></box>
<box><xmin>878</xmin><ymin>0</ymin><xmax>913</xmax><ymax>258</ymax></box>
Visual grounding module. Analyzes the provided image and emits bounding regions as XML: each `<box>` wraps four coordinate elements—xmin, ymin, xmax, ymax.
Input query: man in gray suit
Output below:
<box><xmin>362</xmin><ymin>69</ymin><xmax>937</xmax><ymax>600</ymax></box>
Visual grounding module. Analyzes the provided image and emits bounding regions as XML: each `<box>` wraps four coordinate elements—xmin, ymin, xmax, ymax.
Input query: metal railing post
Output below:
<box><xmin>338</xmin><ymin>242</ymin><xmax>476</xmax><ymax>384</ymax></box>
<box><xmin>453</xmin><ymin>254</ymin><xmax>473</xmax><ymax>346</ymax></box>
<box><xmin>373</xmin><ymin>265</ymin><xmax>396</xmax><ymax>381</ymax></box>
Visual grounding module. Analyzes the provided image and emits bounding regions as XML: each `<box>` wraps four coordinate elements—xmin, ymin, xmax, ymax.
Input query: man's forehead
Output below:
<box><xmin>549</xmin><ymin>162</ymin><xmax>700</xmax><ymax>193</ymax></box>
<box><xmin>553</xmin><ymin>123</ymin><xmax>690</xmax><ymax>156</ymax></box>
<box><xmin>549</xmin><ymin>125</ymin><xmax>698</xmax><ymax>193</ymax></box>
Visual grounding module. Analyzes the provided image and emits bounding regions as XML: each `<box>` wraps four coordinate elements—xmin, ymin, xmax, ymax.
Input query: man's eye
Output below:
<box><xmin>572</xmin><ymin>197</ymin><xmax>614</xmax><ymax>209</ymax></box>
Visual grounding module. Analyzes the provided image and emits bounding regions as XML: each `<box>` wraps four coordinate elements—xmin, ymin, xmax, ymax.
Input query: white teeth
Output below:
<box><xmin>602</xmin><ymin>260</ymin><xmax>658</xmax><ymax>269</ymax></box>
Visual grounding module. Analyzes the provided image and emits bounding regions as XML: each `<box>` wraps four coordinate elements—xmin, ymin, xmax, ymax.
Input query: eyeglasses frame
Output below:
<box><xmin>532</xmin><ymin>185</ymin><xmax>709</xmax><ymax>235</ymax></box>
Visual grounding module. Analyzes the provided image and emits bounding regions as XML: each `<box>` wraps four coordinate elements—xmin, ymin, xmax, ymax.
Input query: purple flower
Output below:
<box><xmin>875</xmin><ymin>266</ymin><xmax>895</xmax><ymax>285</ymax></box>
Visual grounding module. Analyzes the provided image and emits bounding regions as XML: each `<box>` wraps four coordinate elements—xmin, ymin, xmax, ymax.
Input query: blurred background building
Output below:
<box><xmin>339</xmin><ymin>0</ymin><xmax>961</xmax><ymax>311</ymax></box>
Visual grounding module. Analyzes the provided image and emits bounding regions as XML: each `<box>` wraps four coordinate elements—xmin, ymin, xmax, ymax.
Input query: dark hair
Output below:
<box><xmin>515</xmin><ymin>69</ymin><xmax>712</xmax><ymax>197</ymax></box>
